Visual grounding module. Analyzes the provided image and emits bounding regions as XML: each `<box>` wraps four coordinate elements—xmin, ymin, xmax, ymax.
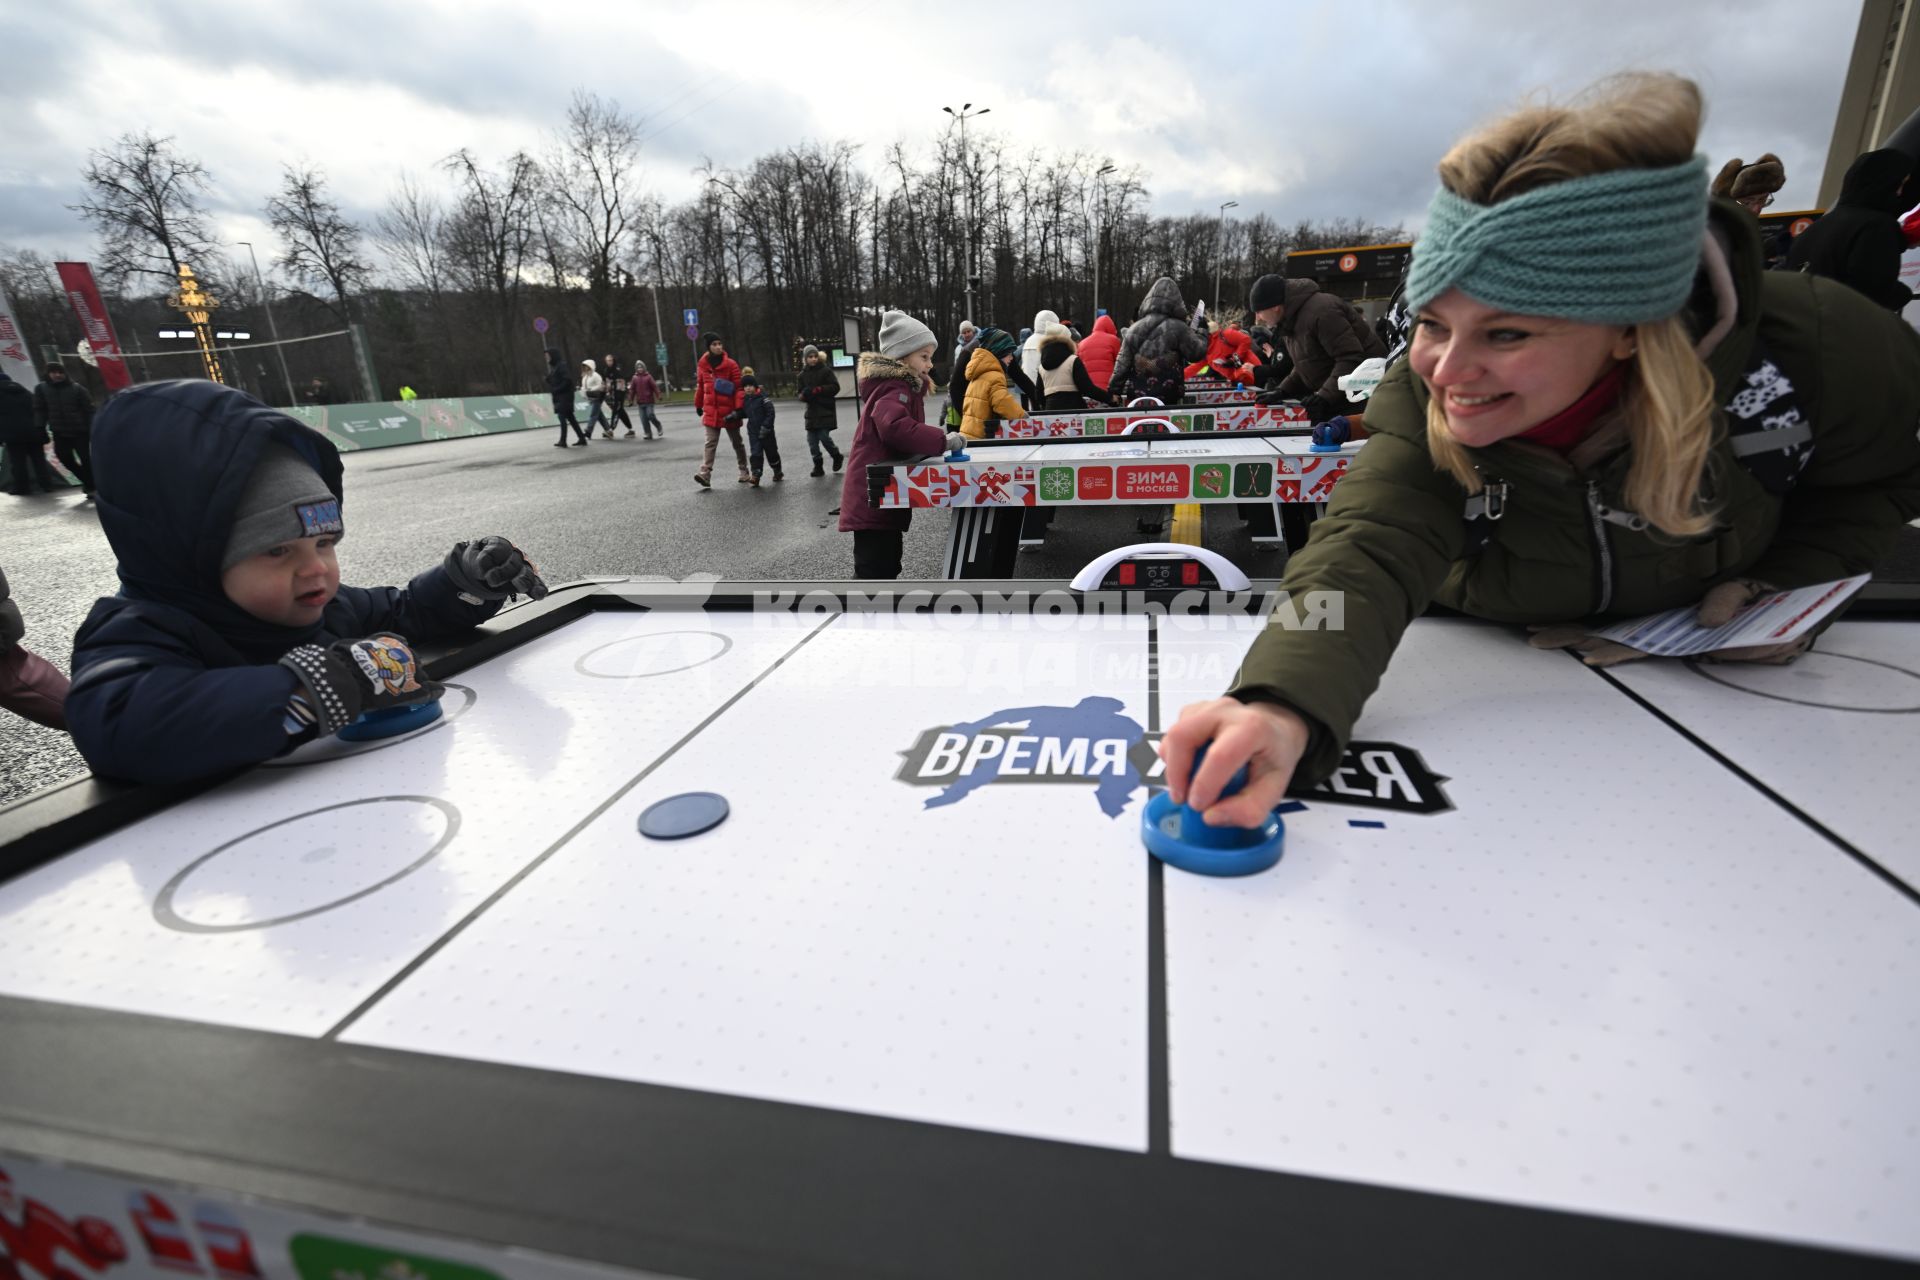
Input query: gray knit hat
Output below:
<box><xmin>878</xmin><ymin>309</ymin><xmax>937</xmax><ymax>359</ymax></box>
<box><xmin>221</xmin><ymin>444</ymin><xmax>343</xmax><ymax>571</ymax></box>
<box><xmin>802</xmin><ymin>344</ymin><xmax>821</xmax><ymax>359</ymax></box>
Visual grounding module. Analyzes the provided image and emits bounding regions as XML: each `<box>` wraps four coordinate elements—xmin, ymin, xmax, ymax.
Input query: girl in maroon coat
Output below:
<box><xmin>838</xmin><ymin>310</ymin><xmax>966</xmax><ymax>579</ymax></box>
<box><xmin>692</xmin><ymin>333</ymin><xmax>748</xmax><ymax>487</ymax></box>
<box><xmin>629</xmin><ymin>360</ymin><xmax>663</xmax><ymax>439</ymax></box>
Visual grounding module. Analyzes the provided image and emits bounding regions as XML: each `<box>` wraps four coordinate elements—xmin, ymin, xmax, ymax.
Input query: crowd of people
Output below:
<box><xmin>2</xmin><ymin>71</ymin><xmax>1918</xmax><ymax>821</ymax></box>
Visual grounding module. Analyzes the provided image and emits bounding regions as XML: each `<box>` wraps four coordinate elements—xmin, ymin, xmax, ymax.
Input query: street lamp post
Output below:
<box><xmin>943</xmin><ymin>103</ymin><xmax>990</xmax><ymax>326</ymax></box>
<box><xmin>1212</xmin><ymin>200</ymin><xmax>1239</xmax><ymax>320</ymax></box>
<box><xmin>236</xmin><ymin>240</ymin><xmax>295</xmax><ymax>406</ymax></box>
<box><xmin>1092</xmin><ymin>163</ymin><xmax>1116</xmax><ymax>321</ymax></box>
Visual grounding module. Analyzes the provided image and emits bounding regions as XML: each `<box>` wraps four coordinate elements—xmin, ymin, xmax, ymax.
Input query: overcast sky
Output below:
<box><xmin>0</xmin><ymin>0</ymin><xmax>1865</xmax><ymax>276</ymax></box>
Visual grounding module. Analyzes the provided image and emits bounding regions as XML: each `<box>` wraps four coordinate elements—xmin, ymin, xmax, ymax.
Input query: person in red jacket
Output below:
<box><xmin>692</xmin><ymin>332</ymin><xmax>748</xmax><ymax>488</ymax></box>
<box><xmin>1185</xmin><ymin>322</ymin><xmax>1259</xmax><ymax>385</ymax></box>
<box><xmin>1078</xmin><ymin>314</ymin><xmax>1121</xmax><ymax>391</ymax></box>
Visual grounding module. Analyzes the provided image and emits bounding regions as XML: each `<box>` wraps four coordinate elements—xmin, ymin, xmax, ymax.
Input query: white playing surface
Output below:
<box><xmin>0</xmin><ymin>609</ymin><xmax>1914</xmax><ymax>1257</ymax></box>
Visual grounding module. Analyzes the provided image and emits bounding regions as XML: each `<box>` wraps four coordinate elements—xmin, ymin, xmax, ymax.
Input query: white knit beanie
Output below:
<box><xmin>878</xmin><ymin>310</ymin><xmax>937</xmax><ymax>359</ymax></box>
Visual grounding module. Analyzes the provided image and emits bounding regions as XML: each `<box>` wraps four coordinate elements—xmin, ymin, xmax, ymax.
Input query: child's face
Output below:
<box><xmin>902</xmin><ymin>346</ymin><xmax>934</xmax><ymax>378</ymax></box>
<box><xmin>746</xmin><ymin>385</ymin><xmax>762</xmax><ymax>397</ymax></box>
<box><xmin>221</xmin><ymin>535</ymin><xmax>340</xmax><ymax>627</ymax></box>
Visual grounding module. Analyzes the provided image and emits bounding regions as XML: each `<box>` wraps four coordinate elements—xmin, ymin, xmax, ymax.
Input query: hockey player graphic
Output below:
<box><xmin>922</xmin><ymin>696</ymin><xmax>1146</xmax><ymax>817</ymax></box>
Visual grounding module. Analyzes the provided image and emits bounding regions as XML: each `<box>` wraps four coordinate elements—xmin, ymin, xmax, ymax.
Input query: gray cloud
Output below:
<box><xmin>0</xmin><ymin>0</ymin><xmax>1869</xmax><ymax>270</ymax></box>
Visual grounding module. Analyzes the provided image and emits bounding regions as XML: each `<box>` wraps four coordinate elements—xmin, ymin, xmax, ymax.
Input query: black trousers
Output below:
<box><xmin>51</xmin><ymin>435</ymin><xmax>92</xmax><ymax>491</ymax></box>
<box><xmin>4</xmin><ymin>441</ymin><xmax>57</xmax><ymax>492</ymax></box>
<box><xmin>608</xmin><ymin>400</ymin><xmax>635</xmax><ymax>432</ymax></box>
<box><xmin>853</xmin><ymin>529</ymin><xmax>905</xmax><ymax>580</ymax></box>
<box><xmin>555</xmin><ymin>405</ymin><xmax>585</xmax><ymax>443</ymax></box>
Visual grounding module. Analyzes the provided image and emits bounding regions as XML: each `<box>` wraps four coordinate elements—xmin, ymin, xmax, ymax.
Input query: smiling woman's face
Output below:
<box><xmin>1408</xmin><ymin>289</ymin><xmax>1637</xmax><ymax>447</ymax></box>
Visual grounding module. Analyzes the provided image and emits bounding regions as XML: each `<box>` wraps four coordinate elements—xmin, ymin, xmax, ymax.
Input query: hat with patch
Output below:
<box><xmin>221</xmin><ymin>443</ymin><xmax>344</xmax><ymax>572</ymax></box>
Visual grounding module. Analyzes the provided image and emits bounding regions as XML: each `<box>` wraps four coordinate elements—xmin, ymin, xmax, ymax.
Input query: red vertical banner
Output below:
<box><xmin>53</xmin><ymin>261</ymin><xmax>132</xmax><ymax>392</ymax></box>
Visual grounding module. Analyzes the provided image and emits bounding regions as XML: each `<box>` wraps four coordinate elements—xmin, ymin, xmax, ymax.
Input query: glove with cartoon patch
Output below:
<box><xmin>445</xmin><ymin>536</ymin><xmax>549</xmax><ymax>603</ymax></box>
<box><xmin>279</xmin><ymin>633</ymin><xmax>444</xmax><ymax>736</ymax></box>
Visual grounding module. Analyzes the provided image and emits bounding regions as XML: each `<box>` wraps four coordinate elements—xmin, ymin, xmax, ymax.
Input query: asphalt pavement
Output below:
<box><xmin>0</xmin><ymin>394</ymin><xmax>1291</xmax><ymax>806</ymax></box>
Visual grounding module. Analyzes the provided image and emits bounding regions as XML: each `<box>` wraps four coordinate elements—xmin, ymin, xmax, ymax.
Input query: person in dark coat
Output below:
<box><xmin>602</xmin><ymin>353</ymin><xmax>636</xmax><ymax>437</ymax></box>
<box><xmin>794</xmin><ymin>344</ymin><xmax>844</xmax><ymax>476</ymax></box>
<box><xmin>1034</xmin><ymin>323</ymin><xmax>1110</xmax><ymax>410</ymax></box>
<box><xmin>66</xmin><ymin>380</ymin><xmax>549</xmax><ymax>785</ymax></box>
<box><xmin>1784</xmin><ymin>148</ymin><xmax>1916</xmax><ymax>311</ymax></box>
<box><xmin>1248</xmin><ymin>274</ymin><xmax>1388</xmax><ymax>421</ymax></box>
<box><xmin>740</xmin><ymin>374</ymin><xmax>782</xmax><ymax>485</ymax></box>
<box><xmin>1</xmin><ymin>370</ymin><xmax>58</xmax><ymax>494</ymax></box>
<box><xmin>32</xmin><ymin>364</ymin><xmax>95</xmax><ymax>495</ymax></box>
<box><xmin>546</xmin><ymin>348</ymin><xmax>587</xmax><ymax>446</ymax></box>
<box><xmin>1106</xmin><ymin>277</ymin><xmax>1208</xmax><ymax>405</ymax></box>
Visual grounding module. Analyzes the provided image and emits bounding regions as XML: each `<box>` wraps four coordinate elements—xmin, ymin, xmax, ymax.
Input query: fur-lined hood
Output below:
<box><xmin>858</xmin><ymin>351</ymin><xmax>928</xmax><ymax>388</ymax></box>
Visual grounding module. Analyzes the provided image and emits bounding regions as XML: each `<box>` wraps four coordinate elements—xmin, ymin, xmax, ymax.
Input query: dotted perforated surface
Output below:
<box><xmin>0</xmin><ymin>612</ymin><xmax>832</xmax><ymax>1035</ymax></box>
<box><xmin>1156</xmin><ymin>618</ymin><xmax>1920</xmax><ymax>1259</ymax></box>
<box><xmin>1611</xmin><ymin>621</ymin><xmax>1920</xmax><ymax>890</ymax></box>
<box><xmin>345</xmin><ymin>613</ymin><xmax>1154</xmax><ymax>1149</ymax></box>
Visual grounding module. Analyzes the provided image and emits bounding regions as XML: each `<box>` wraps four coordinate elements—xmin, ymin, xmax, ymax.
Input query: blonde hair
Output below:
<box><xmin>1423</xmin><ymin>73</ymin><xmax>1718</xmax><ymax>538</ymax></box>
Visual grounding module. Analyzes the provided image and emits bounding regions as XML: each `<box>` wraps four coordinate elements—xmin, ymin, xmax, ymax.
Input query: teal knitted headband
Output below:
<box><xmin>1405</xmin><ymin>155</ymin><xmax>1709</xmax><ymax>324</ymax></box>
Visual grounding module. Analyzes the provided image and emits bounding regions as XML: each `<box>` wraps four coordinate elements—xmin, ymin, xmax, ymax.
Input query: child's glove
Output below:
<box><xmin>946</xmin><ymin>432</ymin><xmax>969</xmax><ymax>453</ymax></box>
<box><xmin>280</xmin><ymin>634</ymin><xmax>444</xmax><ymax>736</ymax></box>
<box><xmin>445</xmin><ymin>536</ymin><xmax>549</xmax><ymax>602</ymax></box>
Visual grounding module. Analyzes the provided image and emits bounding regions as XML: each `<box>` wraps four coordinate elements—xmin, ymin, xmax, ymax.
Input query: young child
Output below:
<box><xmin>66</xmin><ymin>380</ymin><xmax>549</xmax><ymax>785</ymax></box>
<box><xmin>692</xmin><ymin>333</ymin><xmax>748</xmax><ymax>488</ymax></box>
<box><xmin>837</xmin><ymin>310</ymin><xmax>966</xmax><ymax>579</ymax></box>
<box><xmin>629</xmin><ymin>359</ymin><xmax>663</xmax><ymax>439</ymax></box>
<box><xmin>959</xmin><ymin>328</ymin><xmax>1025</xmax><ymax>438</ymax></box>
<box><xmin>740</xmin><ymin>374</ymin><xmax>782</xmax><ymax>485</ymax></box>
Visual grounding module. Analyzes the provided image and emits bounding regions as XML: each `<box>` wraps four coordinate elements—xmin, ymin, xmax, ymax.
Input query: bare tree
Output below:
<box><xmin>374</xmin><ymin>174</ymin><xmax>449</xmax><ymax>297</ymax></box>
<box><xmin>70</xmin><ymin>132</ymin><xmax>216</xmax><ymax>287</ymax></box>
<box><xmin>265</xmin><ymin>164</ymin><xmax>370</xmax><ymax>322</ymax></box>
<box><xmin>546</xmin><ymin>91</ymin><xmax>646</xmax><ymax>351</ymax></box>
<box><xmin>441</xmin><ymin>148</ymin><xmax>541</xmax><ymax>391</ymax></box>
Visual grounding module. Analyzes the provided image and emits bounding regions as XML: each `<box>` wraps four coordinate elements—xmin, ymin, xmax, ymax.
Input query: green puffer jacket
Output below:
<box><xmin>1230</xmin><ymin>204</ymin><xmax>1920</xmax><ymax>784</ymax></box>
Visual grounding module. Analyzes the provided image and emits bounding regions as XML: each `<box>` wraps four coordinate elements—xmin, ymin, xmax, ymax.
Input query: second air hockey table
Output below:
<box><xmin>2</xmin><ymin>570</ymin><xmax>1918</xmax><ymax>1280</ymax></box>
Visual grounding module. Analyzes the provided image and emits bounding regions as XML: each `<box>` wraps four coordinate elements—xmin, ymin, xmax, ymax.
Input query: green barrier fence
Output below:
<box><xmin>1</xmin><ymin>393</ymin><xmax>579</xmax><ymax>490</ymax></box>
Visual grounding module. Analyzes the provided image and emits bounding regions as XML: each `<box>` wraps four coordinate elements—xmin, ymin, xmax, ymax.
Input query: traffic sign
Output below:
<box><xmin>685</xmin><ymin>324</ymin><xmax>701</xmax><ymax>342</ymax></box>
<box><xmin>533</xmin><ymin>317</ymin><xmax>549</xmax><ymax>334</ymax></box>
<box><xmin>682</xmin><ymin>308</ymin><xmax>699</xmax><ymax>327</ymax></box>
<box><xmin>654</xmin><ymin>342</ymin><xmax>670</xmax><ymax>367</ymax></box>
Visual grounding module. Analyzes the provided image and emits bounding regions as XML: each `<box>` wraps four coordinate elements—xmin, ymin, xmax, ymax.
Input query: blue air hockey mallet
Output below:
<box><xmin>1141</xmin><ymin>744</ymin><xmax>1286</xmax><ymax>876</ymax></box>
<box><xmin>338</xmin><ymin>699</ymin><xmax>444</xmax><ymax>741</ymax></box>
<box><xmin>1309</xmin><ymin>416</ymin><xmax>1351</xmax><ymax>453</ymax></box>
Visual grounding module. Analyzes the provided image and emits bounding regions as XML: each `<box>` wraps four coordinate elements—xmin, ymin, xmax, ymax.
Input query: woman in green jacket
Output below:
<box><xmin>1164</xmin><ymin>73</ymin><xmax>1920</xmax><ymax>827</ymax></box>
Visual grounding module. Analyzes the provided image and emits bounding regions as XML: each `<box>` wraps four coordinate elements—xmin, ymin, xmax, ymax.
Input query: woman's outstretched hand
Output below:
<box><xmin>1158</xmin><ymin>697</ymin><xmax>1313</xmax><ymax>828</ymax></box>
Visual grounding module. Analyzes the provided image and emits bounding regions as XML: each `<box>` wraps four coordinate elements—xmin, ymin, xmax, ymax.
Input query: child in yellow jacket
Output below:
<box><xmin>959</xmin><ymin>328</ymin><xmax>1025</xmax><ymax>439</ymax></box>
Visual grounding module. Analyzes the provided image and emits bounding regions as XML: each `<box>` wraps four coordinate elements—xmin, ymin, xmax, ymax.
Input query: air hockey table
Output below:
<box><xmin>876</xmin><ymin>431</ymin><xmax>1362</xmax><ymax>577</ymax></box>
<box><xmin>3</xmin><ymin>571</ymin><xmax>1918</xmax><ymax>1280</ymax></box>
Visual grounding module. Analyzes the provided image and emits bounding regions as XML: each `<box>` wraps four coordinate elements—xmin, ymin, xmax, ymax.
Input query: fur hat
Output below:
<box><xmin>1712</xmin><ymin>154</ymin><xmax>1786</xmax><ymax>200</ymax></box>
